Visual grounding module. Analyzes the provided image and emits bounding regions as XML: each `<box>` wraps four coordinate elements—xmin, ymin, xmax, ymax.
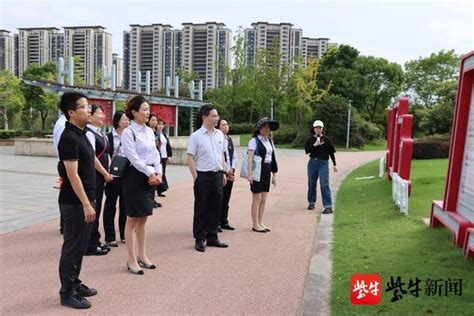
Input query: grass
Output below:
<box><xmin>330</xmin><ymin>159</ymin><xmax>474</xmax><ymax>315</ymax></box>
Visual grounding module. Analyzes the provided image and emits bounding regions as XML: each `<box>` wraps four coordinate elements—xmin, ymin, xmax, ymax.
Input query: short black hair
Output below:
<box><xmin>58</xmin><ymin>92</ymin><xmax>88</xmax><ymax>120</ymax></box>
<box><xmin>195</xmin><ymin>104</ymin><xmax>216</xmax><ymax>128</ymax></box>
<box><xmin>112</xmin><ymin>111</ymin><xmax>125</xmax><ymax>129</ymax></box>
<box><xmin>147</xmin><ymin>113</ymin><xmax>158</xmax><ymax>129</ymax></box>
<box><xmin>91</xmin><ymin>104</ymin><xmax>104</xmax><ymax>115</ymax></box>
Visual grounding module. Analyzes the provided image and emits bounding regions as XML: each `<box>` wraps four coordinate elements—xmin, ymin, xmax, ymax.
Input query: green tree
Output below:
<box><xmin>354</xmin><ymin>56</ymin><xmax>403</xmax><ymax>124</ymax></box>
<box><xmin>21</xmin><ymin>62</ymin><xmax>58</xmax><ymax>131</ymax></box>
<box><xmin>404</xmin><ymin>49</ymin><xmax>459</xmax><ymax>109</ymax></box>
<box><xmin>0</xmin><ymin>70</ymin><xmax>25</xmax><ymax>129</ymax></box>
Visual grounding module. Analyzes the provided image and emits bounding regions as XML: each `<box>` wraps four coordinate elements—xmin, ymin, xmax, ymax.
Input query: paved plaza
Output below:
<box><xmin>0</xmin><ymin>145</ymin><xmax>383</xmax><ymax>315</ymax></box>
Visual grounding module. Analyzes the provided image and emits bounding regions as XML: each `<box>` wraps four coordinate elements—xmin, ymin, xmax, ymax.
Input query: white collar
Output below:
<box><xmin>87</xmin><ymin>124</ymin><xmax>101</xmax><ymax>133</ymax></box>
<box><xmin>130</xmin><ymin>120</ymin><xmax>146</xmax><ymax>132</ymax></box>
<box><xmin>199</xmin><ymin>125</ymin><xmax>217</xmax><ymax>135</ymax></box>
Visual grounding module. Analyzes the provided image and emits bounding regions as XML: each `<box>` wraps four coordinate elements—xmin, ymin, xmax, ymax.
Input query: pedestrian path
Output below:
<box><xmin>0</xmin><ymin>145</ymin><xmax>383</xmax><ymax>315</ymax></box>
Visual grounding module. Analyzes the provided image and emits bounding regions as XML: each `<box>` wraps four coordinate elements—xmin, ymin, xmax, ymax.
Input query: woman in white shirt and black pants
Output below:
<box><xmin>122</xmin><ymin>96</ymin><xmax>162</xmax><ymax>275</ymax></box>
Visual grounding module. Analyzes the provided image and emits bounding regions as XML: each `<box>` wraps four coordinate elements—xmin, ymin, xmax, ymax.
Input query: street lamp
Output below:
<box><xmin>346</xmin><ymin>99</ymin><xmax>352</xmax><ymax>150</ymax></box>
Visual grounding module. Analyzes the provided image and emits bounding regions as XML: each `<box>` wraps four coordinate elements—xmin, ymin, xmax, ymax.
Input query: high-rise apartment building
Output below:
<box><xmin>124</xmin><ymin>22</ymin><xmax>231</xmax><ymax>92</ymax></box>
<box><xmin>63</xmin><ymin>26</ymin><xmax>112</xmax><ymax>86</ymax></box>
<box><xmin>16</xmin><ymin>27</ymin><xmax>62</xmax><ymax>76</ymax></box>
<box><xmin>182</xmin><ymin>22</ymin><xmax>232</xmax><ymax>90</ymax></box>
<box><xmin>0</xmin><ymin>30</ymin><xmax>15</xmax><ymax>75</ymax></box>
<box><xmin>112</xmin><ymin>53</ymin><xmax>123</xmax><ymax>88</ymax></box>
<box><xmin>301</xmin><ymin>37</ymin><xmax>331</xmax><ymax>66</ymax></box>
<box><xmin>244</xmin><ymin>22</ymin><xmax>302</xmax><ymax>67</ymax></box>
<box><xmin>126</xmin><ymin>24</ymin><xmax>173</xmax><ymax>92</ymax></box>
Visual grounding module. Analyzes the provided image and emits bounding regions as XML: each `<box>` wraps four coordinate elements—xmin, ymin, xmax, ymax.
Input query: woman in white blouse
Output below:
<box><xmin>122</xmin><ymin>96</ymin><xmax>162</xmax><ymax>275</ymax></box>
<box><xmin>247</xmin><ymin>118</ymin><xmax>279</xmax><ymax>233</ymax></box>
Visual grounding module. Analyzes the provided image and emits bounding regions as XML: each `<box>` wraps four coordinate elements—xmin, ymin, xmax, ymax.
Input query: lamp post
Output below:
<box><xmin>346</xmin><ymin>99</ymin><xmax>352</xmax><ymax>150</ymax></box>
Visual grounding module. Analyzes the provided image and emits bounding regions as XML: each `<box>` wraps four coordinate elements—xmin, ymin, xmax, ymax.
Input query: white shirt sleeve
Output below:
<box><xmin>150</xmin><ymin>128</ymin><xmax>163</xmax><ymax>175</ymax></box>
<box><xmin>53</xmin><ymin>118</ymin><xmax>66</xmax><ymax>156</ymax></box>
<box><xmin>86</xmin><ymin>130</ymin><xmax>96</xmax><ymax>152</ymax></box>
<box><xmin>231</xmin><ymin>148</ymin><xmax>238</xmax><ymax>169</ymax></box>
<box><xmin>187</xmin><ymin>133</ymin><xmax>197</xmax><ymax>157</ymax></box>
<box><xmin>248</xmin><ymin>138</ymin><xmax>257</xmax><ymax>151</ymax></box>
<box><xmin>122</xmin><ymin>128</ymin><xmax>153</xmax><ymax>177</ymax></box>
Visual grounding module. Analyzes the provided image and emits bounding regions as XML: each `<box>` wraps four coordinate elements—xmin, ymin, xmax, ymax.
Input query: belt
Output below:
<box><xmin>197</xmin><ymin>170</ymin><xmax>224</xmax><ymax>175</ymax></box>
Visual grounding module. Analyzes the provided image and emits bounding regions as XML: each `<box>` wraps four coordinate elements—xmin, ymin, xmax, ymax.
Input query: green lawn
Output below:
<box><xmin>331</xmin><ymin>159</ymin><xmax>473</xmax><ymax>315</ymax></box>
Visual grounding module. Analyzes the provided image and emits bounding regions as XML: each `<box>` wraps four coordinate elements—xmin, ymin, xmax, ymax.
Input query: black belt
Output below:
<box><xmin>197</xmin><ymin>170</ymin><xmax>224</xmax><ymax>175</ymax></box>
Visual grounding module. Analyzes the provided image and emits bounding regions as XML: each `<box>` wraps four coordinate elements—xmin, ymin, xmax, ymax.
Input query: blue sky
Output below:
<box><xmin>1</xmin><ymin>0</ymin><xmax>472</xmax><ymax>65</ymax></box>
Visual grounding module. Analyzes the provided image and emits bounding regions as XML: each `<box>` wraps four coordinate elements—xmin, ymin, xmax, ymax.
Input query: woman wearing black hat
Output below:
<box><xmin>247</xmin><ymin>117</ymin><xmax>279</xmax><ymax>233</ymax></box>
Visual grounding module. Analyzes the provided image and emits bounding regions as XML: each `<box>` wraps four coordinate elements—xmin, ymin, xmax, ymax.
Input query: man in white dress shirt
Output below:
<box><xmin>187</xmin><ymin>104</ymin><xmax>229</xmax><ymax>252</ymax></box>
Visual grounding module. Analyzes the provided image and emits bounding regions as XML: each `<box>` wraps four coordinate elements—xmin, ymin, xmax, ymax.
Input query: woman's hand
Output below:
<box><xmin>247</xmin><ymin>174</ymin><xmax>253</xmax><ymax>185</ymax></box>
<box><xmin>271</xmin><ymin>174</ymin><xmax>277</xmax><ymax>188</ymax></box>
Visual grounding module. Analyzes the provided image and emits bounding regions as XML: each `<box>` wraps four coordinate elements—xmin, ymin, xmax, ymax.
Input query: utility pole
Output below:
<box><xmin>346</xmin><ymin>99</ymin><xmax>352</xmax><ymax>150</ymax></box>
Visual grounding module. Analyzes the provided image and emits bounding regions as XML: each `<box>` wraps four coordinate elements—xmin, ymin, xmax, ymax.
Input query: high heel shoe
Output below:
<box><xmin>127</xmin><ymin>262</ymin><xmax>144</xmax><ymax>275</ymax></box>
<box><xmin>137</xmin><ymin>257</ymin><xmax>156</xmax><ymax>269</ymax></box>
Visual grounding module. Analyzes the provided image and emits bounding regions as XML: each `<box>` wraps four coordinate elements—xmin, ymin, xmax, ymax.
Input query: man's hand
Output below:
<box><xmin>247</xmin><ymin>174</ymin><xmax>253</xmax><ymax>185</ymax></box>
<box><xmin>333</xmin><ymin>166</ymin><xmax>338</xmax><ymax>173</ymax></box>
<box><xmin>148</xmin><ymin>173</ymin><xmax>161</xmax><ymax>186</ymax></box>
<box><xmin>83</xmin><ymin>204</ymin><xmax>96</xmax><ymax>223</ymax></box>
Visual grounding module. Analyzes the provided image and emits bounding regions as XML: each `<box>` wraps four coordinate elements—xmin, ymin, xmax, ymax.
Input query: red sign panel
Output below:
<box><xmin>150</xmin><ymin>104</ymin><xmax>176</xmax><ymax>127</ymax></box>
<box><xmin>88</xmin><ymin>98</ymin><xmax>113</xmax><ymax>126</ymax></box>
<box><xmin>350</xmin><ymin>274</ymin><xmax>382</xmax><ymax>305</ymax></box>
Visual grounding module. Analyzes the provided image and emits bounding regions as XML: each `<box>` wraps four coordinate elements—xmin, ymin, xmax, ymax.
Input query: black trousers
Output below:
<box><xmin>220</xmin><ymin>179</ymin><xmax>234</xmax><ymax>226</ymax></box>
<box><xmin>88</xmin><ymin>174</ymin><xmax>105</xmax><ymax>251</ymax></box>
<box><xmin>157</xmin><ymin>157</ymin><xmax>169</xmax><ymax>194</ymax></box>
<box><xmin>103</xmin><ymin>177</ymin><xmax>126</xmax><ymax>242</ymax></box>
<box><xmin>193</xmin><ymin>171</ymin><xmax>223</xmax><ymax>241</ymax></box>
<box><xmin>59</xmin><ymin>203</ymin><xmax>93</xmax><ymax>298</ymax></box>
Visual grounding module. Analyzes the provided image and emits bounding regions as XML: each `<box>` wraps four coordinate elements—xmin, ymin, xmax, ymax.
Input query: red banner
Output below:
<box><xmin>150</xmin><ymin>104</ymin><xmax>176</xmax><ymax>126</ymax></box>
<box><xmin>88</xmin><ymin>98</ymin><xmax>113</xmax><ymax>126</ymax></box>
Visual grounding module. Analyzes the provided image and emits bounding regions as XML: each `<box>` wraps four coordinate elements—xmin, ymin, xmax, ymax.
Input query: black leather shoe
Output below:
<box><xmin>154</xmin><ymin>201</ymin><xmax>162</xmax><ymax>208</ymax></box>
<box><xmin>76</xmin><ymin>284</ymin><xmax>97</xmax><ymax>297</ymax></box>
<box><xmin>217</xmin><ymin>226</ymin><xmax>223</xmax><ymax>233</ymax></box>
<box><xmin>195</xmin><ymin>240</ymin><xmax>205</xmax><ymax>252</ymax></box>
<box><xmin>61</xmin><ymin>294</ymin><xmax>91</xmax><ymax>309</ymax></box>
<box><xmin>207</xmin><ymin>239</ymin><xmax>228</xmax><ymax>248</ymax></box>
<box><xmin>100</xmin><ymin>244</ymin><xmax>111</xmax><ymax>252</ymax></box>
<box><xmin>221</xmin><ymin>224</ymin><xmax>235</xmax><ymax>230</ymax></box>
<box><xmin>158</xmin><ymin>193</ymin><xmax>166</xmax><ymax>197</ymax></box>
<box><xmin>84</xmin><ymin>247</ymin><xmax>108</xmax><ymax>256</ymax></box>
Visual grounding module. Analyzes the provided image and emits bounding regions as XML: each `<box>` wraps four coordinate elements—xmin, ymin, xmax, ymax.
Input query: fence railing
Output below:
<box><xmin>391</xmin><ymin>172</ymin><xmax>409</xmax><ymax>215</ymax></box>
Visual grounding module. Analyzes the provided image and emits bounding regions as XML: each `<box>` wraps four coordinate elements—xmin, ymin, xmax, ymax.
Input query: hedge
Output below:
<box><xmin>413</xmin><ymin>137</ymin><xmax>450</xmax><ymax>159</ymax></box>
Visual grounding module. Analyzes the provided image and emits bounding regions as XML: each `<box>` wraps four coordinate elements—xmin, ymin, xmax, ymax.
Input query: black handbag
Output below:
<box><xmin>109</xmin><ymin>155</ymin><xmax>129</xmax><ymax>178</ymax></box>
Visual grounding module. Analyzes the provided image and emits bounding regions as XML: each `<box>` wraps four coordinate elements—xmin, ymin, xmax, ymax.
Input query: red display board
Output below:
<box><xmin>385</xmin><ymin>98</ymin><xmax>414</xmax><ymax>192</ymax></box>
<box><xmin>150</xmin><ymin>104</ymin><xmax>176</xmax><ymax>127</ymax></box>
<box><xmin>88</xmin><ymin>98</ymin><xmax>113</xmax><ymax>126</ymax></box>
<box><xmin>430</xmin><ymin>51</ymin><xmax>474</xmax><ymax>255</ymax></box>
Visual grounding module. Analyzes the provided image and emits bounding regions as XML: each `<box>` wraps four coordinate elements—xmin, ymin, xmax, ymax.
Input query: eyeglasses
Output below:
<box><xmin>75</xmin><ymin>104</ymin><xmax>92</xmax><ymax>110</ymax></box>
<box><xmin>208</xmin><ymin>114</ymin><xmax>220</xmax><ymax>119</ymax></box>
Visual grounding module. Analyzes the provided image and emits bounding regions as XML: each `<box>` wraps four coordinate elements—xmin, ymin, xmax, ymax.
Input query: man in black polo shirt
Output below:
<box><xmin>57</xmin><ymin>92</ymin><xmax>97</xmax><ymax>309</ymax></box>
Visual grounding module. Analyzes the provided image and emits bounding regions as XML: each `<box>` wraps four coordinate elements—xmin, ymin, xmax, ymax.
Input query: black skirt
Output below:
<box><xmin>122</xmin><ymin>166</ymin><xmax>155</xmax><ymax>217</ymax></box>
<box><xmin>250</xmin><ymin>163</ymin><xmax>272</xmax><ymax>193</ymax></box>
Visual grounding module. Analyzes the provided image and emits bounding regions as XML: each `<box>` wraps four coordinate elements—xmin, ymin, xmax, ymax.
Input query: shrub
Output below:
<box><xmin>273</xmin><ymin>124</ymin><xmax>298</xmax><ymax>144</ymax></box>
<box><xmin>0</xmin><ymin>130</ymin><xmax>16</xmax><ymax>139</ymax></box>
<box><xmin>413</xmin><ymin>138</ymin><xmax>450</xmax><ymax>159</ymax></box>
<box><xmin>350</xmin><ymin>133</ymin><xmax>366</xmax><ymax>148</ymax></box>
<box><xmin>229</xmin><ymin>123</ymin><xmax>254</xmax><ymax>135</ymax></box>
